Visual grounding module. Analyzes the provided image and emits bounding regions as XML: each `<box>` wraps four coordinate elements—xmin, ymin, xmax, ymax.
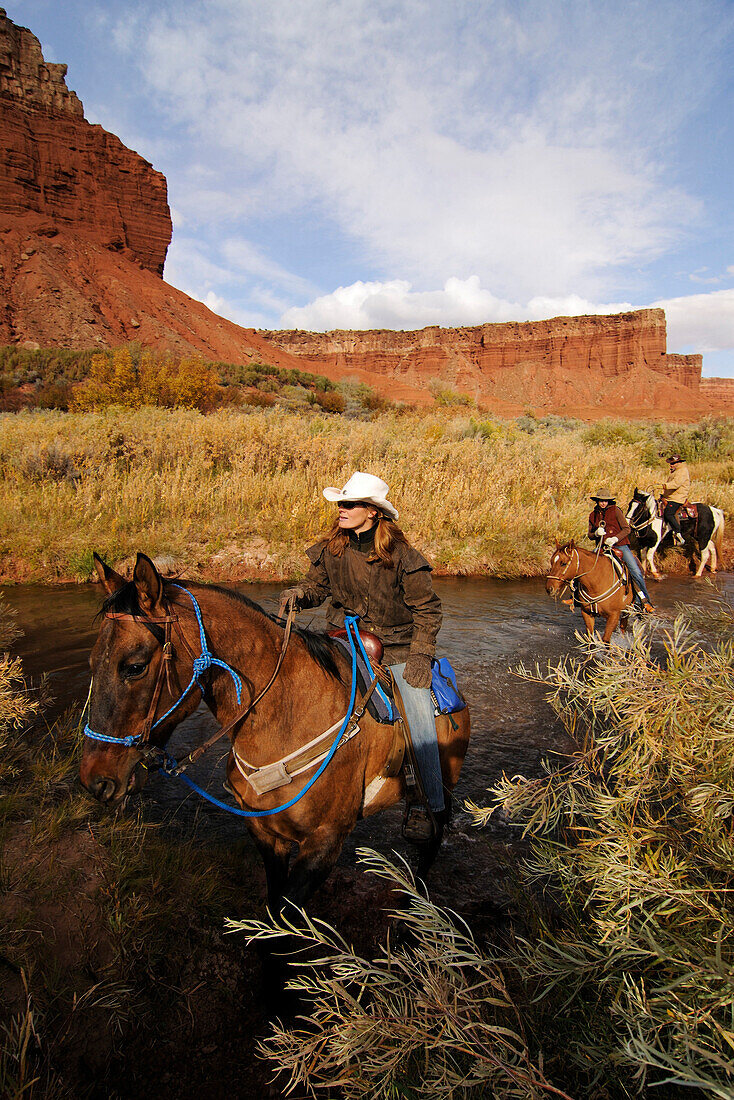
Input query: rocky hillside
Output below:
<box><xmin>262</xmin><ymin>310</ymin><xmax>734</xmax><ymax>418</ymax></box>
<box><xmin>1</xmin><ymin>8</ymin><xmax>732</xmax><ymax>417</ymax></box>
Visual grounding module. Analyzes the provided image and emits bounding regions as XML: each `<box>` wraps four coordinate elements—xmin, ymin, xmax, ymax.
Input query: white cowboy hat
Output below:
<box><xmin>322</xmin><ymin>471</ymin><xmax>399</xmax><ymax>520</ymax></box>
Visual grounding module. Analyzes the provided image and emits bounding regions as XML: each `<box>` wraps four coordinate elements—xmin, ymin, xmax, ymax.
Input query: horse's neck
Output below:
<box><xmin>171</xmin><ymin>584</ymin><xmax>347</xmax><ymax>741</ymax></box>
<box><xmin>172</xmin><ymin>585</ymin><xmax>282</xmax><ymax>716</ymax></box>
<box><xmin>573</xmin><ymin>547</ymin><xmax>611</xmax><ymax>590</ymax></box>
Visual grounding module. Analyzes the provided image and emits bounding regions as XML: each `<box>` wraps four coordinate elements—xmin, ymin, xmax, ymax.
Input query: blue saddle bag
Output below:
<box><xmin>430</xmin><ymin>657</ymin><xmax>467</xmax><ymax>715</ymax></box>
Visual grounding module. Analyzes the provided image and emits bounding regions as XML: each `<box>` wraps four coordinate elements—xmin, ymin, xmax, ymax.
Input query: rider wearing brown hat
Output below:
<box><xmin>588</xmin><ymin>491</ymin><xmax>654</xmax><ymax>613</ymax></box>
<box><xmin>661</xmin><ymin>454</ymin><xmax>690</xmax><ymax>546</ymax></box>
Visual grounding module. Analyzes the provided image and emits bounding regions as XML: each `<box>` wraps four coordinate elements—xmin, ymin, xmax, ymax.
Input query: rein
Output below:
<box><xmin>84</xmin><ymin>586</ymin><xmax>370</xmax><ymax>818</ymax></box>
<box><xmin>627</xmin><ymin>495</ymin><xmax>658</xmax><ymax>534</ymax></box>
<box><xmin>548</xmin><ymin>543</ymin><xmax>625</xmax><ymax>610</ymax></box>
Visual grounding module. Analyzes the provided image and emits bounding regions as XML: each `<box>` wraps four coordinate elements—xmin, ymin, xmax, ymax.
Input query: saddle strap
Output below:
<box><xmin>233</xmin><ymin>672</ymin><xmax>383</xmax><ymax>795</ymax></box>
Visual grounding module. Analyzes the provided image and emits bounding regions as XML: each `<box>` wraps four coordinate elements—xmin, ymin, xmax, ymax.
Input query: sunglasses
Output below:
<box><xmin>337</xmin><ymin>500</ymin><xmax>369</xmax><ymax>510</ymax></box>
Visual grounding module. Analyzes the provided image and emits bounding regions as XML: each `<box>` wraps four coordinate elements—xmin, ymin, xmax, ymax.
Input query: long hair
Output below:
<box><xmin>321</xmin><ymin>512</ymin><xmax>409</xmax><ymax>566</ymax></box>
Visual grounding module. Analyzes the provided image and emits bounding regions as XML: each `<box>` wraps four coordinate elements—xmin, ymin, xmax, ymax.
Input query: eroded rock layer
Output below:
<box><xmin>262</xmin><ymin>313</ymin><xmax>732</xmax><ymax>416</ymax></box>
<box><xmin>0</xmin><ymin>8</ymin><xmax>171</xmax><ymax>275</ymax></box>
<box><xmin>2</xmin><ymin>8</ymin><xmax>733</xmax><ymax>418</ymax></box>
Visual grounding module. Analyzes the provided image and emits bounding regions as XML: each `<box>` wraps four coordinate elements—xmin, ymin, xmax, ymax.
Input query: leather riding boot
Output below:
<box><xmin>402</xmin><ymin>804</ymin><xmax>435</xmax><ymax>842</ymax></box>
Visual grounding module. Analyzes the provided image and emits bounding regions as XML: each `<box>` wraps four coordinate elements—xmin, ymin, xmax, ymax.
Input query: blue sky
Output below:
<box><xmin>9</xmin><ymin>0</ymin><xmax>734</xmax><ymax>376</ymax></box>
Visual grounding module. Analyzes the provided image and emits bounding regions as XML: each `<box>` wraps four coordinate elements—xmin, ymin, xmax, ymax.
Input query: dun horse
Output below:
<box><xmin>546</xmin><ymin>540</ymin><xmax>634</xmax><ymax>642</ymax></box>
<box><xmin>80</xmin><ymin>554</ymin><xmax>470</xmax><ymax>911</ymax></box>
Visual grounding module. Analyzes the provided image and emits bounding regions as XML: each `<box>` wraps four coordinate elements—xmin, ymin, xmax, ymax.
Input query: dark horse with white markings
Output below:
<box><xmin>80</xmin><ymin>554</ymin><xmax>470</xmax><ymax>912</ymax></box>
<box><xmin>626</xmin><ymin>489</ymin><xmax>724</xmax><ymax>580</ymax></box>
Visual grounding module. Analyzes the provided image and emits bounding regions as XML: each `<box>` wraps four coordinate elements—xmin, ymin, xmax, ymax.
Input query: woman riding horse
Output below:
<box><xmin>279</xmin><ymin>471</ymin><xmax>445</xmax><ymax>843</ymax></box>
<box><xmin>587</xmin><ymin>490</ymin><xmax>654</xmax><ymax>614</ymax></box>
<box><xmin>80</xmin><ymin>539</ymin><xmax>470</xmax><ymax>913</ymax></box>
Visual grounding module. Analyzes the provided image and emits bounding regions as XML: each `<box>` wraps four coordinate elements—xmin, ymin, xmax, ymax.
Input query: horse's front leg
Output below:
<box><xmin>602</xmin><ymin>610</ymin><xmax>621</xmax><ymax>643</ymax></box>
<box><xmin>249</xmin><ymin>825</ymin><xmax>291</xmax><ymax>916</ymax></box>
<box><xmin>647</xmin><ymin>544</ymin><xmax>663</xmax><ymax>581</ymax></box>
<box><xmin>284</xmin><ymin>824</ymin><xmax>349</xmax><ymax>910</ymax></box>
<box><xmin>580</xmin><ymin>608</ymin><xmax>595</xmax><ymax>637</ymax></box>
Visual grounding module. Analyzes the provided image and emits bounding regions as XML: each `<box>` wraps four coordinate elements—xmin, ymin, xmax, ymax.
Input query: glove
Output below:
<box><xmin>606</xmin><ymin>535</ymin><xmax>618</xmax><ymax>546</ymax></box>
<box><xmin>595</xmin><ymin>526</ymin><xmax>606</xmax><ymax>537</ymax></box>
<box><xmin>278</xmin><ymin>586</ymin><xmax>306</xmax><ymax>617</ymax></box>
<box><xmin>403</xmin><ymin>654</ymin><xmax>432</xmax><ymax>689</ymax></box>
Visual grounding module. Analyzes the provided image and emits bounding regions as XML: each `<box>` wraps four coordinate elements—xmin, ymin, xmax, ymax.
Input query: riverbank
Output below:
<box><xmin>1</xmin><ymin>407</ymin><xmax>732</xmax><ymax>584</ymax></box>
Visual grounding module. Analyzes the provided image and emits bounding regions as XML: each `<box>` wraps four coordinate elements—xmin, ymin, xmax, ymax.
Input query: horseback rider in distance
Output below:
<box><xmin>660</xmin><ymin>454</ymin><xmax>691</xmax><ymax>547</ymax></box>
<box><xmin>588</xmin><ymin>491</ymin><xmax>654</xmax><ymax>614</ymax></box>
<box><xmin>279</xmin><ymin>471</ymin><xmax>444</xmax><ymax>842</ymax></box>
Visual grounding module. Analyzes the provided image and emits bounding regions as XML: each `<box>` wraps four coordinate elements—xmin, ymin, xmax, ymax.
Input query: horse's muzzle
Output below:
<box><xmin>80</xmin><ymin>756</ymin><xmax>147</xmax><ymax>808</ymax></box>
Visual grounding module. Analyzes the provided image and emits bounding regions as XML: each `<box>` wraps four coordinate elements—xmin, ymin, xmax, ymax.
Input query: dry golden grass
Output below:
<box><xmin>0</xmin><ymin>407</ymin><xmax>731</xmax><ymax>582</ymax></box>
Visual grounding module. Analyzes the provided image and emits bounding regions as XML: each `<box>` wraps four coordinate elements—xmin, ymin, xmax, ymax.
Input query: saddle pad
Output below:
<box><xmin>332</xmin><ymin>636</ymin><xmax>395</xmax><ymax>723</ymax></box>
<box><xmin>604</xmin><ymin>548</ymin><xmax>628</xmax><ymax>582</ymax></box>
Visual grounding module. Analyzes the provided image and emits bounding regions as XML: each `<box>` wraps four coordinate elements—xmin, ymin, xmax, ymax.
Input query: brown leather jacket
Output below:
<box><xmin>300</xmin><ymin>536</ymin><xmax>442</xmax><ymax>665</ymax></box>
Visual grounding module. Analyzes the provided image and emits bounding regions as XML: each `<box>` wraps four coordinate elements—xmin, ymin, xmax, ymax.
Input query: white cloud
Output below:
<box><xmin>219</xmin><ymin>238</ymin><xmax>314</xmax><ymax>295</ymax></box>
<box><xmin>114</xmin><ymin>0</ymin><xmax>731</xmax><ymax>300</ymax></box>
<box><xmin>280</xmin><ymin>276</ymin><xmax>632</xmax><ymax>330</ymax></box>
<box><xmin>653</xmin><ymin>288</ymin><xmax>734</xmax><ymax>354</ymax></box>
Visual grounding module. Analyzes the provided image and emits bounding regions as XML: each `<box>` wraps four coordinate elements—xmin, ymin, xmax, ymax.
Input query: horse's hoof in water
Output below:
<box><xmin>651</xmin><ymin>574</ymin><xmax>665</xmax><ymax>582</ymax></box>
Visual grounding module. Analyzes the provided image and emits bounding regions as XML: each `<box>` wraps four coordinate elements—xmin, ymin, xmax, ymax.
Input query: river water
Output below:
<box><xmin>4</xmin><ymin>572</ymin><xmax>733</xmax><ymax>916</ymax></box>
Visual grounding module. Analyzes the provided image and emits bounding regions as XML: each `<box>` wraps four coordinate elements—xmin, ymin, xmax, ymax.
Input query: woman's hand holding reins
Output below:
<box><xmin>278</xmin><ymin>586</ymin><xmax>306</xmax><ymax>618</ymax></box>
<box><xmin>403</xmin><ymin>653</ymin><xmax>432</xmax><ymax>689</ymax></box>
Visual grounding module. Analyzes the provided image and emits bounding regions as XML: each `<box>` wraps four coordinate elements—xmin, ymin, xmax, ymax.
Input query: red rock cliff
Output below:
<box><xmin>261</xmin><ymin>312</ymin><xmax>719</xmax><ymax>415</ymax></box>
<box><xmin>1</xmin><ymin>9</ymin><xmax>730</xmax><ymax>420</ymax></box>
<box><xmin>0</xmin><ymin>8</ymin><xmax>171</xmax><ymax>275</ymax></box>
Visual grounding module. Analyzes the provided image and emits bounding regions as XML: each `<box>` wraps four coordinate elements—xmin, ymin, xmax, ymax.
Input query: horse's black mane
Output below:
<box><xmin>98</xmin><ymin>582</ymin><xmax>166</xmax><ymax>643</ymax></box>
<box><xmin>194</xmin><ymin>581</ymin><xmax>342</xmax><ymax>681</ymax></box>
<box><xmin>99</xmin><ymin>578</ymin><xmax>342</xmax><ymax>682</ymax></box>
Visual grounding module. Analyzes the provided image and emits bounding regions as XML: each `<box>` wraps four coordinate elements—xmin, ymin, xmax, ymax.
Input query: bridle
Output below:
<box><xmin>547</xmin><ymin>542</ymin><xmax>624</xmax><ymax>608</ymax></box>
<box><xmin>84</xmin><ymin>584</ymin><xmax>294</xmax><ymax>767</ymax></box>
<box><xmin>627</xmin><ymin>493</ymin><xmax>658</xmax><ymax>534</ymax></box>
<box><xmin>547</xmin><ymin>541</ymin><xmax>602</xmax><ymax>585</ymax></box>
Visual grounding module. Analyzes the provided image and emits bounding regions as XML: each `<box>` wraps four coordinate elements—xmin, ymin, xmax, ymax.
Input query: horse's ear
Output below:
<box><xmin>133</xmin><ymin>553</ymin><xmax>163</xmax><ymax>613</ymax></box>
<box><xmin>93</xmin><ymin>552</ymin><xmax>125</xmax><ymax>596</ymax></box>
<box><xmin>569</xmin><ymin>538</ymin><xmax>576</xmax><ymax>549</ymax></box>
<box><xmin>554</xmin><ymin>537</ymin><xmax>560</xmax><ymax>548</ymax></box>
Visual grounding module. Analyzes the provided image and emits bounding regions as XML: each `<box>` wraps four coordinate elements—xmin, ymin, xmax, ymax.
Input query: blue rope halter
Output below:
<box><xmin>84</xmin><ymin>586</ymin><xmax>364</xmax><ymax>818</ymax></box>
<box><xmin>83</xmin><ymin>584</ymin><xmax>242</xmax><ymax>747</ymax></box>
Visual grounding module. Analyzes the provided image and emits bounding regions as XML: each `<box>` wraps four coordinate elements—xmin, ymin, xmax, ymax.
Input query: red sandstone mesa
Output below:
<box><xmin>1</xmin><ymin>8</ymin><xmax>732</xmax><ymax>417</ymax></box>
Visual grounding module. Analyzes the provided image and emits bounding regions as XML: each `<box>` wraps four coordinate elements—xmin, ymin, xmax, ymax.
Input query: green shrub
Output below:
<box><xmin>582</xmin><ymin>419</ymin><xmax>644</xmax><ymax>447</ymax></box>
<box><xmin>471</xmin><ymin>599</ymin><xmax>734</xmax><ymax>1097</ymax></box>
<box><xmin>429</xmin><ymin>380</ymin><xmax>475</xmax><ymax>407</ymax></box>
<box><xmin>228</xmin><ymin>850</ymin><xmax>565</xmax><ymax>1100</ymax></box>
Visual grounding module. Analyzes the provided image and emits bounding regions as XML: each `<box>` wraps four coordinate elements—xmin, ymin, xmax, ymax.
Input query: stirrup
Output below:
<box><xmin>402</xmin><ymin>805</ymin><xmax>436</xmax><ymax>842</ymax></box>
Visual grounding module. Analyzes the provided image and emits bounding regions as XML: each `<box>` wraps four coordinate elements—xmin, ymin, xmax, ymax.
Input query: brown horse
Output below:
<box><xmin>546</xmin><ymin>541</ymin><xmax>634</xmax><ymax>643</ymax></box>
<box><xmin>80</xmin><ymin>553</ymin><xmax>470</xmax><ymax>912</ymax></box>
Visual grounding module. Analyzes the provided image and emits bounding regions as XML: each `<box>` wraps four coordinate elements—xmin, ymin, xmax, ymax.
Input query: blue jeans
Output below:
<box><xmin>391</xmin><ymin>663</ymin><xmax>445</xmax><ymax>813</ymax></box>
<box><xmin>619</xmin><ymin>544</ymin><xmax>650</xmax><ymax>606</ymax></box>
